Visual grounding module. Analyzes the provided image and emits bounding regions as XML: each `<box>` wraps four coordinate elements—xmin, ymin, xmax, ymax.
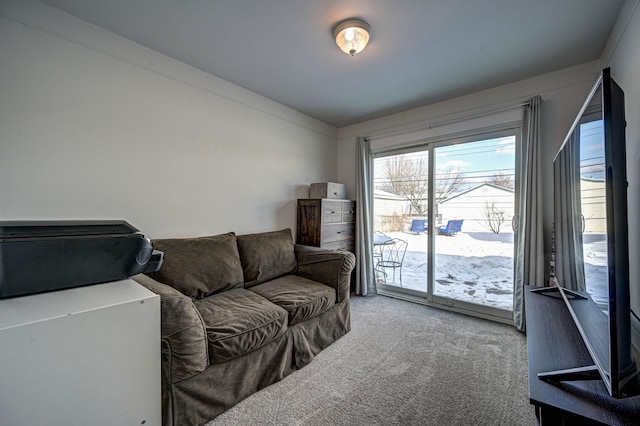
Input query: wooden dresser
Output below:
<box><xmin>296</xmin><ymin>199</ymin><xmax>356</xmax><ymax>251</ymax></box>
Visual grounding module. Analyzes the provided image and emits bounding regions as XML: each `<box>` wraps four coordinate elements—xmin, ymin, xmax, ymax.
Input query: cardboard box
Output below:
<box><xmin>309</xmin><ymin>182</ymin><xmax>346</xmax><ymax>199</ymax></box>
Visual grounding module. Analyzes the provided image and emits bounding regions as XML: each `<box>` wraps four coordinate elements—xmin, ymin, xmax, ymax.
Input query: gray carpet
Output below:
<box><xmin>209</xmin><ymin>295</ymin><xmax>535</xmax><ymax>426</ymax></box>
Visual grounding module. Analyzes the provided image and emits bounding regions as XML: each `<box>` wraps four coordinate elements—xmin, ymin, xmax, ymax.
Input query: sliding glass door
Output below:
<box><xmin>372</xmin><ymin>130</ymin><xmax>519</xmax><ymax>320</ymax></box>
<box><xmin>373</xmin><ymin>150</ymin><xmax>430</xmax><ymax>291</ymax></box>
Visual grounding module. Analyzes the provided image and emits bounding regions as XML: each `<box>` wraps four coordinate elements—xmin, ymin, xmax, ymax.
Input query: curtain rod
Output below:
<box><xmin>366</xmin><ymin>99</ymin><xmax>531</xmax><ymax>142</ymax></box>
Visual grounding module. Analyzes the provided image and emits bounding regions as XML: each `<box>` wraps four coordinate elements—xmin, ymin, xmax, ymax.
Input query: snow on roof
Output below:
<box><xmin>440</xmin><ymin>182</ymin><xmax>514</xmax><ymax>204</ymax></box>
<box><xmin>374</xmin><ymin>188</ymin><xmax>406</xmax><ymax>200</ymax></box>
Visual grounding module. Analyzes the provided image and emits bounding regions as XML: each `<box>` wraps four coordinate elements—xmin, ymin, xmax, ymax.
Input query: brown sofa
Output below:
<box><xmin>132</xmin><ymin>228</ymin><xmax>355</xmax><ymax>425</ymax></box>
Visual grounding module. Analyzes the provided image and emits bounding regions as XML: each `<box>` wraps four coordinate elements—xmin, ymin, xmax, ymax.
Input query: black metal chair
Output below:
<box><xmin>374</xmin><ymin>238</ymin><xmax>409</xmax><ymax>285</ymax></box>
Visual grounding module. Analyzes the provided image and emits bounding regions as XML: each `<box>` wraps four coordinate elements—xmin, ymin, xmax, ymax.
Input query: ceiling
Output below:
<box><xmin>41</xmin><ymin>0</ymin><xmax>626</xmax><ymax>128</ymax></box>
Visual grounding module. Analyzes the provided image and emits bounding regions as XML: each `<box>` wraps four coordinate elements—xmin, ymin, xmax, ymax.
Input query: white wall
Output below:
<box><xmin>0</xmin><ymin>0</ymin><xmax>337</xmax><ymax>239</ymax></box>
<box><xmin>603</xmin><ymin>0</ymin><xmax>640</xmax><ymax>315</ymax></box>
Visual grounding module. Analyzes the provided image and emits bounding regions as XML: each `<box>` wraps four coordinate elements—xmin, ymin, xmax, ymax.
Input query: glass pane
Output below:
<box><xmin>373</xmin><ymin>151</ymin><xmax>428</xmax><ymax>290</ymax></box>
<box><xmin>579</xmin><ymin>119</ymin><xmax>608</xmax><ymax>309</ymax></box>
<box><xmin>433</xmin><ymin>137</ymin><xmax>515</xmax><ymax>310</ymax></box>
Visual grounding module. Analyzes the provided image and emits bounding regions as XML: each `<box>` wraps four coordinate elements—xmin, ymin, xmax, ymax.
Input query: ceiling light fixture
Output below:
<box><xmin>333</xmin><ymin>18</ymin><xmax>371</xmax><ymax>56</ymax></box>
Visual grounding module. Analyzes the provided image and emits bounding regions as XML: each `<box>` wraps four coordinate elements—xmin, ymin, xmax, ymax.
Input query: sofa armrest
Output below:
<box><xmin>294</xmin><ymin>245</ymin><xmax>356</xmax><ymax>303</ymax></box>
<box><xmin>131</xmin><ymin>274</ymin><xmax>209</xmax><ymax>383</ymax></box>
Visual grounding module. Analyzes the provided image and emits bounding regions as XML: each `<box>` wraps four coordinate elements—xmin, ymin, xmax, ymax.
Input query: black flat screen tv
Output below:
<box><xmin>535</xmin><ymin>67</ymin><xmax>638</xmax><ymax>398</ymax></box>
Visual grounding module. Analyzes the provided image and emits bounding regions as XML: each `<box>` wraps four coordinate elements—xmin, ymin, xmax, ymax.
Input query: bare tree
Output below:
<box><xmin>380</xmin><ymin>156</ymin><xmax>429</xmax><ymax>215</ymax></box>
<box><xmin>379</xmin><ymin>156</ymin><xmax>466</xmax><ymax>216</ymax></box>
<box><xmin>481</xmin><ymin>200</ymin><xmax>506</xmax><ymax>234</ymax></box>
<box><xmin>435</xmin><ymin>165</ymin><xmax>465</xmax><ymax>202</ymax></box>
<box><xmin>487</xmin><ymin>171</ymin><xmax>515</xmax><ymax>190</ymax></box>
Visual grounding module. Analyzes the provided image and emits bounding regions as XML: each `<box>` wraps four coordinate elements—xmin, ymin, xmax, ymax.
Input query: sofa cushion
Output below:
<box><xmin>194</xmin><ymin>288</ymin><xmax>288</xmax><ymax>364</ymax></box>
<box><xmin>236</xmin><ymin>228</ymin><xmax>297</xmax><ymax>288</ymax></box>
<box><xmin>249</xmin><ymin>275</ymin><xmax>336</xmax><ymax>326</ymax></box>
<box><xmin>150</xmin><ymin>232</ymin><xmax>244</xmax><ymax>299</ymax></box>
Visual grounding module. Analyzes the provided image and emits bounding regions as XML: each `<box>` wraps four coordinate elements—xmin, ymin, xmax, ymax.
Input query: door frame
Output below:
<box><xmin>372</xmin><ymin>124</ymin><xmax>523</xmax><ymax>323</ymax></box>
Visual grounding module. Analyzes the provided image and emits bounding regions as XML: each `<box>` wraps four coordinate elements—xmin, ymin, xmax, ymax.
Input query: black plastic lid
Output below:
<box><xmin>0</xmin><ymin>220</ymin><xmax>139</xmax><ymax>238</ymax></box>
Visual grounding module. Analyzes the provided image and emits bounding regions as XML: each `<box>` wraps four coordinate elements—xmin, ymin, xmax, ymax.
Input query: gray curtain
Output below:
<box><xmin>552</xmin><ymin>132</ymin><xmax>586</xmax><ymax>291</ymax></box>
<box><xmin>513</xmin><ymin>95</ymin><xmax>545</xmax><ymax>331</ymax></box>
<box><xmin>355</xmin><ymin>136</ymin><xmax>376</xmax><ymax>295</ymax></box>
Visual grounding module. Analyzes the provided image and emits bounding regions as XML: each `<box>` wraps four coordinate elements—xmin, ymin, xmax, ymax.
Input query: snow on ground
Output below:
<box><xmin>376</xmin><ymin>231</ymin><xmax>515</xmax><ymax>310</ymax></box>
<box><xmin>375</xmin><ymin>231</ymin><xmax>607</xmax><ymax>311</ymax></box>
<box><xmin>582</xmin><ymin>234</ymin><xmax>608</xmax><ymax>308</ymax></box>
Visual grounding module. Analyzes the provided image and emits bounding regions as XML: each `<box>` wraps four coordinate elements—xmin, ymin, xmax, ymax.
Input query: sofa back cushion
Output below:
<box><xmin>150</xmin><ymin>232</ymin><xmax>244</xmax><ymax>299</ymax></box>
<box><xmin>237</xmin><ymin>228</ymin><xmax>297</xmax><ymax>288</ymax></box>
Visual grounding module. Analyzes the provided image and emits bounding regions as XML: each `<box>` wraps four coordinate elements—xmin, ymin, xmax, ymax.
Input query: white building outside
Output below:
<box><xmin>439</xmin><ymin>183</ymin><xmax>515</xmax><ymax>233</ymax></box>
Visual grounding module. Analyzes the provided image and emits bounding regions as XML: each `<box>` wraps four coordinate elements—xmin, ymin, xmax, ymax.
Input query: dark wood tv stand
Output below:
<box><xmin>525</xmin><ymin>285</ymin><xmax>640</xmax><ymax>425</ymax></box>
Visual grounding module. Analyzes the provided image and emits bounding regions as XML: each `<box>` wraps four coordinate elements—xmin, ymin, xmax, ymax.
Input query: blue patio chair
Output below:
<box><xmin>409</xmin><ymin>219</ymin><xmax>427</xmax><ymax>234</ymax></box>
<box><xmin>438</xmin><ymin>219</ymin><xmax>463</xmax><ymax>236</ymax></box>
